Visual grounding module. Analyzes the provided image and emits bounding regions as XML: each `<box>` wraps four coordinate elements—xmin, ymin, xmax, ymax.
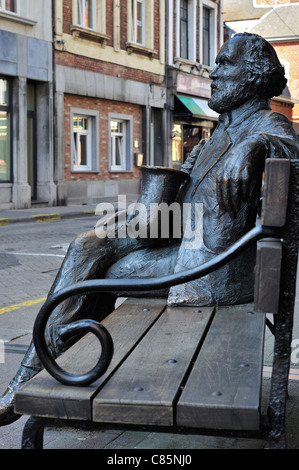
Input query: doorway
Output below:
<box><xmin>149</xmin><ymin>108</ymin><xmax>163</xmax><ymax>166</ymax></box>
<box><xmin>27</xmin><ymin>83</ymin><xmax>37</xmax><ymax>200</ymax></box>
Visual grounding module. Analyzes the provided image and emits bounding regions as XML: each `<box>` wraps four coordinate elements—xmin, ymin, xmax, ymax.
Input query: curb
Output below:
<box><xmin>0</xmin><ymin>209</ymin><xmax>97</xmax><ymax>226</ymax></box>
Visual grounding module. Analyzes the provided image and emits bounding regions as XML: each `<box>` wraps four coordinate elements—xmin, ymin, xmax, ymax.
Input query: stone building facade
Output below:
<box><xmin>0</xmin><ymin>0</ymin><xmax>54</xmax><ymax>209</ymax></box>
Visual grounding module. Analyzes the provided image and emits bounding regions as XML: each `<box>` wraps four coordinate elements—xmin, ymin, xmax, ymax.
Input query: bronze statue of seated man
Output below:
<box><xmin>1</xmin><ymin>32</ymin><xmax>299</xmax><ymax>426</ymax></box>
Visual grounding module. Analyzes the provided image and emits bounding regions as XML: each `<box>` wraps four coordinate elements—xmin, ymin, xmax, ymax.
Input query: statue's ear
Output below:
<box><xmin>247</xmin><ymin>71</ymin><xmax>262</xmax><ymax>91</ymax></box>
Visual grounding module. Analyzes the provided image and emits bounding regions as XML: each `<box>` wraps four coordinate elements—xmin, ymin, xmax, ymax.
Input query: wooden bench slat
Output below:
<box><xmin>92</xmin><ymin>306</ymin><xmax>215</xmax><ymax>426</ymax></box>
<box><xmin>176</xmin><ymin>304</ymin><xmax>265</xmax><ymax>431</ymax></box>
<box><xmin>15</xmin><ymin>298</ymin><xmax>166</xmax><ymax>421</ymax></box>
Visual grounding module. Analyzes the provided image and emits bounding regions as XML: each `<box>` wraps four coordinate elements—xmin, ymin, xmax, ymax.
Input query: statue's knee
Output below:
<box><xmin>69</xmin><ymin>230</ymin><xmax>95</xmax><ymax>254</ymax></box>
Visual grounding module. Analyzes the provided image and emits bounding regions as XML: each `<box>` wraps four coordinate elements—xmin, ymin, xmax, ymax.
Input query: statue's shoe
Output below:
<box><xmin>0</xmin><ymin>365</ymin><xmax>40</xmax><ymax>427</ymax></box>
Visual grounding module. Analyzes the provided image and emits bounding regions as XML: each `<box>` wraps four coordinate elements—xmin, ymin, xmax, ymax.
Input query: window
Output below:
<box><xmin>0</xmin><ymin>0</ymin><xmax>18</xmax><ymax>13</ymax></box>
<box><xmin>202</xmin><ymin>7</ymin><xmax>210</xmax><ymax>66</ymax></box>
<box><xmin>127</xmin><ymin>0</ymin><xmax>156</xmax><ymax>58</ymax></box>
<box><xmin>180</xmin><ymin>0</ymin><xmax>188</xmax><ymax>59</ymax></box>
<box><xmin>73</xmin><ymin>116</ymin><xmax>92</xmax><ymax>170</ymax></box>
<box><xmin>77</xmin><ymin>0</ymin><xmax>95</xmax><ymax>30</ymax></box>
<box><xmin>71</xmin><ymin>109</ymin><xmax>99</xmax><ymax>172</ymax></box>
<box><xmin>199</xmin><ymin>1</ymin><xmax>217</xmax><ymax>67</ymax></box>
<box><xmin>176</xmin><ymin>0</ymin><xmax>196</xmax><ymax>62</ymax></box>
<box><xmin>132</xmin><ymin>0</ymin><xmax>145</xmax><ymax>45</ymax></box>
<box><xmin>0</xmin><ymin>77</ymin><xmax>12</xmax><ymax>182</ymax></box>
<box><xmin>109</xmin><ymin>114</ymin><xmax>133</xmax><ymax>172</ymax></box>
<box><xmin>110</xmin><ymin>120</ymin><xmax>126</xmax><ymax>171</ymax></box>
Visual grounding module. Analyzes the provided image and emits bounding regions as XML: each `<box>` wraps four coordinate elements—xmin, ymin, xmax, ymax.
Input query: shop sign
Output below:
<box><xmin>177</xmin><ymin>74</ymin><xmax>212</xmax><ymax>99</ymax></box>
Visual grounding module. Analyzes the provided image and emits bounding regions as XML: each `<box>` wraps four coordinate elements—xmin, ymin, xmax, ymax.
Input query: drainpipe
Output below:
<box><xmin>165</xmin><ymin>0</ymin><xmax>172</xmax><ymax>167</ymax></box>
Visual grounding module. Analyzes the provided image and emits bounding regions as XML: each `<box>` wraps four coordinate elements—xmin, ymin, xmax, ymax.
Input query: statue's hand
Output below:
<box><xmin>216</xmin><ymin>138</ymin><xmax>266</xmax><ymax>218</ymax></box>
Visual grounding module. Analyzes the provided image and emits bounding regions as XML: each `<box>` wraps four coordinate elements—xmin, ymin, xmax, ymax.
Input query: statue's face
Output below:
<box><xmin>208</xmin><ymin>37</ymin><xmax>256</xmax><ymax>114</ymax></box>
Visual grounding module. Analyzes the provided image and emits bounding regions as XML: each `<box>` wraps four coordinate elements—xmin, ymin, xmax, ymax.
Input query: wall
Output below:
<box><xmin>271</xmin><ymin>99</ymin><xmax>294</xmax><ymax>121</ymax></box>
<box><xmin>0</xmin><ymin>0</ymin><xmax>54</xmax><ymax>209</ymax></box>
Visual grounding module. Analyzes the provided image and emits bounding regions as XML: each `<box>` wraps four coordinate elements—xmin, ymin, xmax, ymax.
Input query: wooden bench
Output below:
<box><xmin>14</xmin><ymin>159</ymin><xmax>299</xmax><ymax>450</ymax></box>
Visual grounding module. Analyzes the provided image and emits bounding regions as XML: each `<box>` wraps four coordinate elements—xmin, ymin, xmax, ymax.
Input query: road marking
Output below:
<box><xmin>33</xmin><ymin>214</ymin><xmax>61</xmax><ymax>222</ymax></box>
<box><xmin>0</xmin><ymin>298</ymin><xmax>47</xmax><ymax>316</ymax></box>
<box><xmin>14</xmin><ymin>252</ymin><xmax>65</xmax><ymax>258</ymax></box>
<box><xmin>0</xmin><ymin>218</ymin><xmax>10</xmax><ymax>226</ymax></box>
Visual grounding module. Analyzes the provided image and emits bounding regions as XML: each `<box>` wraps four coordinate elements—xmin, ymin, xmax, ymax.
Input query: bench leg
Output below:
<box><xmin>22</xmin><ymin>416</ymin><xmax>45</xmax><ymax>449</ymax></box>
<box><xmin>268</xmin><ymin>160</ymin><xmax>299</xmax><ymax>449</ymax></box>
<box><xmin>267</xmin><ymin>319</ymin><xmax>292</xmax><ymax>449</ymax></box>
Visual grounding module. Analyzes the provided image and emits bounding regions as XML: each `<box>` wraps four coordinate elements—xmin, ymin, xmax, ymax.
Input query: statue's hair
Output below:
<box><xmin>233</xmin><ymin>32</ymin><xmax>287</xmax><ymax>98</ymax></box>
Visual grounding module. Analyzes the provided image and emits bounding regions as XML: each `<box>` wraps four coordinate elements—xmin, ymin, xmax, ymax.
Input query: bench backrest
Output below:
<box><xmin>254</xmin><ymin>158</ymin><xmax>290</xmax><ymax>314</ymax></box>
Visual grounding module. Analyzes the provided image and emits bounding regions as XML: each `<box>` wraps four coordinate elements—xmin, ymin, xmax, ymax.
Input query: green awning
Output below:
<box><xmin>175</xmin><ymin>95</ymin><xmax>219</xmax><ymax>120</ymax></box>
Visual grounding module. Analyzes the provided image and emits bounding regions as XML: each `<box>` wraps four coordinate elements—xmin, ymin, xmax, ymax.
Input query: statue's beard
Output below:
<box><xmin>208</xmin><ymin>83</ymin><xmax>254</xmax><ymax>114</ymax></box>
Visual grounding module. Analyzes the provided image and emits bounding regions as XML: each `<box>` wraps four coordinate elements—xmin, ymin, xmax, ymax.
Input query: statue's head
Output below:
<box><xmin>208</xmin><ymin>32</ymin><xmax>287</xmax><ymax>114</ymax></box>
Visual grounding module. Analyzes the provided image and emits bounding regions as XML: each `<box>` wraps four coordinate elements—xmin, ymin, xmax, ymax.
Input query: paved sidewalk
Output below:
<box><xmin>0</xmin><ymin>203</ymin><xmax>102</xmax><ymax>225</ymax></box>
<box><xmin>0</xmin><ymin>203</ymin><xmax>298</xmax><ymax>450</ymax></box>
<box><xmin>0</xmin><ymin>196</ymin><xmax>140</xmax><ymax>226</ymax></box>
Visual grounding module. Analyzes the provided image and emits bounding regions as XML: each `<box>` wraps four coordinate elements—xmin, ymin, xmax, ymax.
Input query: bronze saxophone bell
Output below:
<box><xmin>131</xmin><ymin>166</ymin><xmax>190</xmax><ymax>248</ymax></box>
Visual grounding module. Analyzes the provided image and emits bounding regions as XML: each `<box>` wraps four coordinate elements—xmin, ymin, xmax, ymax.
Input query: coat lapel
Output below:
<box><xmin>187</xmin><ymin>130</ymin><xmax>232</xmax><ymax>200</ymax></box>
<box><xmin>183</xmin><ymin>129</ymin><xmax>232</xmax><ymax>202</ymax></box>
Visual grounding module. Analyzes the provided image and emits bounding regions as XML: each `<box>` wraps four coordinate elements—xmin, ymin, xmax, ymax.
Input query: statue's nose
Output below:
<box><xmin>209</xmin><ymin>64</ymin><xmax>219</xmax><ymax>80</ymax></box>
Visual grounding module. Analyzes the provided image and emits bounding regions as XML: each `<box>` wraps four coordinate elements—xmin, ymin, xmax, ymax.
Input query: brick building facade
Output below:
<box><xmin>0</xmin><ymin>0</ymin><xmax>223</xmax><ymax>209</ymax></box>
<box><xmin>54</xmin><ymin>0</ymin><xmax>223</xmax><ymax>206</ymax></box>
<box><xmin>54</xmin><ymin>0</ymin><xmax>166</xmax><ymax>205</ymax></box>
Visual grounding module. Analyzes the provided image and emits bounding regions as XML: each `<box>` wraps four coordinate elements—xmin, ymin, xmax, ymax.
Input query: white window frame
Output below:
<box><xmin>71</xmin><ymin>108</ymin><xmax>99</xmax><ymax>173</ymax></box>
<box><xmin>109</xmin><ymin>113</ymin><xmax>133</xmax><ymax>173</ymax></box>
<box><xmin>0</xmin><ymin>0</ymin><xmax>19</xmax><ymax>14</ymax></box>
<box><xmin>77</xmin><ymin>0</ymin><xmax>96</xmax><ymax>30</ymax></box>
<box><xmin>132</xmin><ymin>0</ymin><xmax>145</xmax><ymax>45</ymax></box>
<box><xmin>279</xmin><ymin>58</ymin><xmax>290</xmax><ymax>86</ymax></box>
<box><xmin>176</xmin><ymin>0</ymin><xmax>196</xmax><ymax>62</ymax></box>
<box><xmin>110</xmin><ymin>120</ymin><xmax>126</xmax><ymax>171</ymax></box>
<box><xmin>199</xmin><ymin>0</ymin><xmax>217</xmax><ymax>67</ymax></box>
<box><xmin>73</xmin><ymin>115</ymin><xmax>92</xmax><ymax>171</ymax></box>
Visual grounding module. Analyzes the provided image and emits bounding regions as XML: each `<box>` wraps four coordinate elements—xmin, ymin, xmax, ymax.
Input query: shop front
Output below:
<box><xmin>171</xmin><ymin>73</ymin><xmax>218</xmax><ymax>169</ymax></box>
